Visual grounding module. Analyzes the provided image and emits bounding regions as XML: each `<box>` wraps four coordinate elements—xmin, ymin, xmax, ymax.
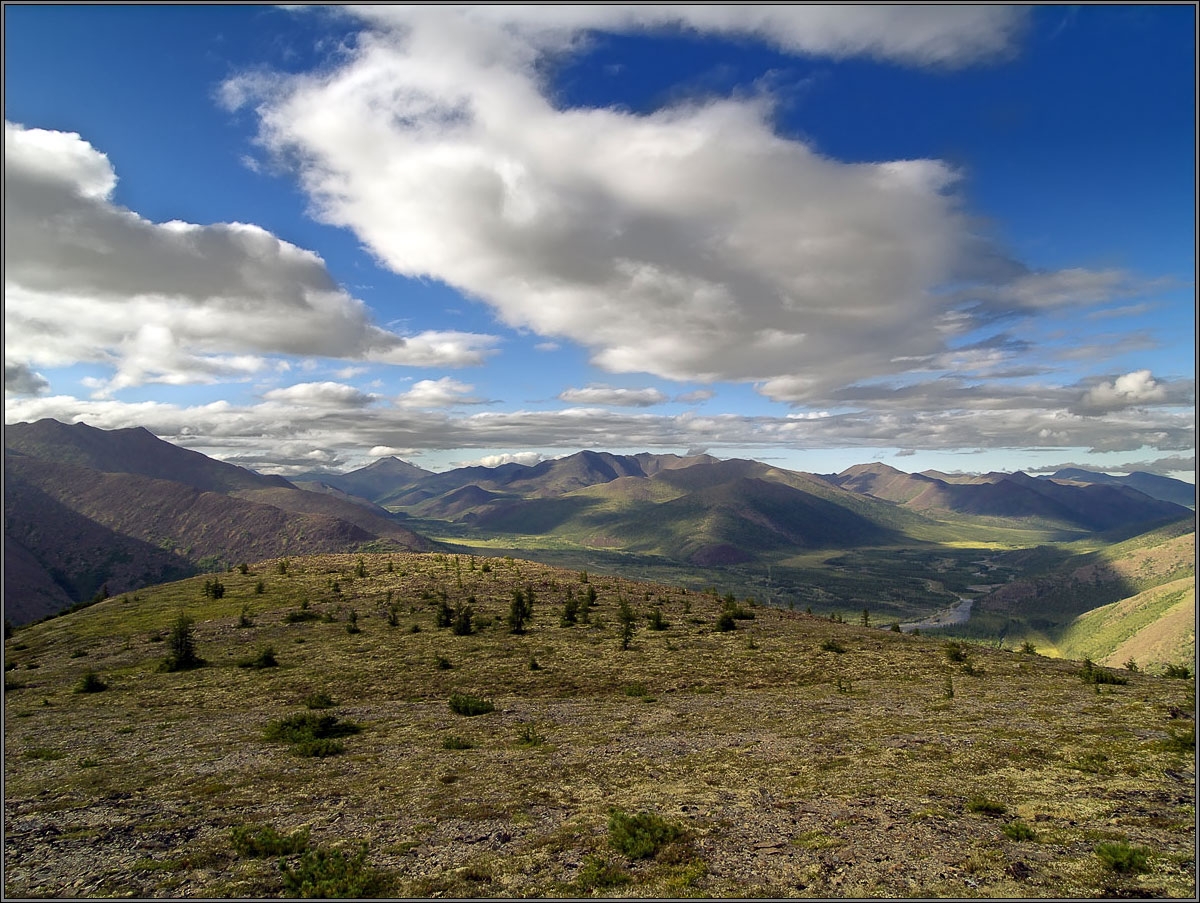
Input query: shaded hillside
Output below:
<box><xmin>6</xmin><ymin>419</ymin><xmax>290</xmax><ymax>493</ymax></box>
<box><xmin>5</xmin><ymin>467</ymin><xmax>194</xmax><ymax>622</ymax></box>
<box><xmin>410</xmin><ymin>484</ymin><xmax>511</xmax><ymax>520</ymax></box>
<box><xmin>8</xmin><ymin>454</ymin><xmax>374</xmax><ymax>559</ymax></box>
<box><xmin>288</xmin><ymin>481</ymin><xmax>398</xmax><ymax>512</ymax></box>
<box><xmin>827</xmin><ymin>463</ymin><xmax>1190</xmax><ymax>532</ymax></box>
<box><xmin>4</xmin><ymin>553</ymin><xmax>1193</xmax><ymax>899</ymax></box>
<box><xmin>1040</xmin><ymin>469</ymin><xmax>1195</xmax><ymax>509</ymax></box>
<box><xmin>3</xmin><ymin>537</ymin><xmax>74</xmax><ymax>624</ymax></box>
<box><xmin>979</xmin><ymin>523</ymin><xmax>1195</xmax><ymax>624</ymax></box>
<box><xmin>827</xmin><ymin>462</ymin><xmax>937</xmax><ymax>504</ymax></box>
<box><xmin>230</xmin><ymin>487</ymin><xmax>434</xmax><ymax>551</ymax></box>
<box><xmin>4</xmin><ymin>452</ymin><xmax>433</xmax><ymax>624</ymax></box>
<box><xmin>924</xmin><ymin>522</ymin><xmax>1199</xmax><ymax>660</ymax></box>
<box><xmin>297</xmin><ymin>456</ymin><xmax>432</xmax><ymax>503</ymax></box>
<box><xmin>619</xmin><ymin>476</ymin><xmax>898</xmax><ymax>565</ymax></box>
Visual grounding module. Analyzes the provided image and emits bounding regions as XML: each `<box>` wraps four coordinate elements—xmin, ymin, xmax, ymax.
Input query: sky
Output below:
<box><xmin>3</xmin><ymin>4</ymin><xmax>1196</xmax><ymax>481</ymax></box>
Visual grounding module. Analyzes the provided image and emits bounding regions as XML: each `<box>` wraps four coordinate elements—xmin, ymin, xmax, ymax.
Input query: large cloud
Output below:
<box><xmin>3</xmin><ymin>121</ymin><xmax>498</xmax><ymax>392</ymax></box>
<box><xmin>222</xmin><ymin>6</ymin><xmax>1139</xmax><ymax>406</ymax></box>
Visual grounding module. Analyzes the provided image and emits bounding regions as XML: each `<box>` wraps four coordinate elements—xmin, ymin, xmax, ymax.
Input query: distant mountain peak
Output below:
<box><xmin>837</xmin><ymin>462</ymin><xmax>905</xmax><ymax>478</ymax></box>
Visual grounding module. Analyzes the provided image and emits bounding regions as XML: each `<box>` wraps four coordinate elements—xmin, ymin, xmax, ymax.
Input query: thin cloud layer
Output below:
<box><xmin>3</xmin><ymin>121</ymin><xmax>498</xmax><ymax>393</ymax></box>
<box><xmin>558</xmin><ymin>385</ymin><xmax>669</xmax><ymax>407</ymax></box>
<box><xmin>7</xmin><ymin>392</ymin><xmax>1192</xmax><ymax>476</ymax></box>
<box><xmin>356</xmin><ymin>6</ymin><xmax>1030</xmax><ymax>68</ymax></box>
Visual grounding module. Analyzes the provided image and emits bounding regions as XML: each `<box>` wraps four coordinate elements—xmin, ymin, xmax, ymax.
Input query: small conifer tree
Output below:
<box><xmin>161</xmin><ymin>615</ymin><xmax>204</xmax><ymax>672</ymax></box>
<box><xmin>508</xmin><ymin>589</ymin><xmax>532</xmax><ymax>633</ymax></box>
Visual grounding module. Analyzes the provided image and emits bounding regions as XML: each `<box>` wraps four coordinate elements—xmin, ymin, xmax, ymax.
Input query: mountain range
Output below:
<box><xmin>4</xmin><ymin>419</ymin><xmax>1194</xmax><ymax>626</ymax></box>
<box><xmin>823</xmin><ymin>462</ymin><xmax>1191</xmax><ymax>532</ymax></box>
<box><xmin>308</xmin><ymin>450</ymin><xmax>1190</xmax><ymax>558</ymax></box>
<box><xmin>4</xmin><ymin>420</ymin><xmax>434</xmax><ymax>623</ymax></box>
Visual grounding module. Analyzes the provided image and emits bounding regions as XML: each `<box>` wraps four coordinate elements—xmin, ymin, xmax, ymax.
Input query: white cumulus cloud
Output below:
<box><xmin>224</xmin><ymin>6</ymin><xmax>1116</xmax><ymax>407</ymax></box>
<box><xmin>1076</xmin><ymin>369</ymin><xmax>1172</xmax><ymax>415</ymax></box>
<box><xmin>3</xmin><ymin>121</ymin><xmax>499</xmax><ymax>392</ymax></box>
<box><xmin>396</xmin><ymin>377</ymin><xmax>487</xmax><ymax>408</ymax></box>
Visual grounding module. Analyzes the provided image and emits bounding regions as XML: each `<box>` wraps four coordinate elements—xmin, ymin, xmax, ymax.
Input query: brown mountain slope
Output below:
<box><xmin>5</xmin><ymin>468</ymin><xmax>195</xmax><ymax>622</ymax></box>
<box><xmin>7</xmin><ymin>456</ymin><xmax>376</xmax><ymax>562</ymax></box>
<box><xmin>829</xmin><ymin>463</ymin><xmax>1190</xmax><ymax>532</ymax></box>
<box><xmin>4</xmin><ymin>455</ymin><xmax>435</xmax><ymax>622</ymax></box>
<box><xmin>376</xmin><ymin>451</ymin><xmax>719</xmax><ymax>508</ymax></box>
<box><xmin>230</xmin><ymin>487</ymin><xmax>435</xmax><ymax>551</ymax></box>
<box><xmin>297</xmin><ymin>456</ymin><xmax>433</xmax><ymax>503</ymax></box>
<box><xmin>3</xmin><ymin>536</ymin><xmax>77</xmax><ymax>625</ymax></box>
<box><xmin>6</xmin><ymin>419</ymin><xmax>290</xmax><ymax>492</ymax></box>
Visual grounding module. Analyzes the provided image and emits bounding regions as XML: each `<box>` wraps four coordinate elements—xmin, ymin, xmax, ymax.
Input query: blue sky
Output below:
<box><xmin>4</xmin><ymin>5</ymin><xmax>1194</xmax><ymax>480</ymax></box>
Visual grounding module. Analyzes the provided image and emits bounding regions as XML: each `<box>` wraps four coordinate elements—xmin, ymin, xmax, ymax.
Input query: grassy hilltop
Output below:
<box><xmin>4</xmin><ymin>552</ymin><xmax>1195</xmax><ymax>898</ymax></box>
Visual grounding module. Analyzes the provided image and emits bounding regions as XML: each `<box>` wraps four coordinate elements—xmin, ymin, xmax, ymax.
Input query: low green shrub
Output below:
<box><xmin>292</xmin><ymin>739</ymin><xmax>345</xmax><ymax>758</ymax></box>
<box><xmin>715</xmin><ymin>612</ymin><xmax>737</xmax><ymax>632</ymax></box>
<box><xmin>1094</xmin><ymin>841</ymin><xmax>1151</xmax><ymax>873</ymax></box>
<box><xmin>516</xmin><ymin>723</ymin><xmax>544</xmax><ymax>747</ymax></box>
<box><xmin>303</xmin><ymin>691</ymin><xmax>335</xmax><ymax>710</ymax></box>
<box><xmin>575</xmin><ymin>854</ymin><xmax>629</xmax><ymax>891</ymax></box>
<box><xmin>1079</xmin><ymin>658</ymin><xmax>1128</xmax><ymax>685</ymax></box>
<box><xmin>441</xmin><ymin>735</ymin><xmax>474</xmax><ymax>750</ymax></box>
<box><xmin>966</xmin><ymin>796</ymin><xmax>1006</xmax><ymax>816</ymax></box>
<box><xmin>230</xmin><ymin>824</ymin><xmax>310</xmax><ymax>857</ymax></box>
<box><xmin>1002</xmin><ymin>821</ymin><xmax>1037</xmax><ymax>841</ymax></box>
<box><xmin>279</xmin><ymin>844</ymin><xmax>387</xmax><ymax>898</ymax></box>
<box><xmin>607</xmin><ymin>808</ymin><xmax>685</xmax><ymax>859</ymax></box>
<box><xmin>264</xmin><ymin>712</ymin><xmax>362</xmax><ymax>744</ymax></box>
<box><xmin>944</xmin><ymin>642</ymin><xmax>967</xmax><ymax>663</ymax></box>
<box><xmin>820</xmin><ymin>639</ymin><xmax>846</xmax><ymax>654</ymax></box>
<box><xmin>74</xmin><ymin>671</ymin><xmax>108</xmax><ymax>693</ymax></box>
<box><xmin>448</xmin><ymin>694</ymin><xmax>494</xmax><ymax>716</ymax></box>
<box><xmin>284</xmin><ymin>609</ymin><xmax>320</xmax><ymax>624</ymax></box>
<box><xmin>160</xmin><ymin>615</ymin><xmax>205</xmax><ymax>672</ymax></box>
<box><xmin>1163</xmin><ymin>663</ymin><xmax>1192</xmax><ymax>679</ymax></box>
<box><xmin>238</xmin><ymin>646</ymin><xmax>278</xmax><ymax>669</ymax></box>
<box><xmin>1162</xmin><ymin>723</ymin><xmax>1195</xmax><ymax>754</ymax></box>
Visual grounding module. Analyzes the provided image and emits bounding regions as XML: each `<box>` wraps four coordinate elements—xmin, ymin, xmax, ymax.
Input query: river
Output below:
<box><xmin>899</xmin><ymin>597</ymin><xmax>974</xmax><ymax>633</ymax></box>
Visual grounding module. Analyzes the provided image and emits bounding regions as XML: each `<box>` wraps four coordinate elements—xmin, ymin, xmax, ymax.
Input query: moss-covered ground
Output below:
<box><xmin>4</xmin><ymin>553</ymin><xmax>1195</xmax><ymax>898</ymax></box>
